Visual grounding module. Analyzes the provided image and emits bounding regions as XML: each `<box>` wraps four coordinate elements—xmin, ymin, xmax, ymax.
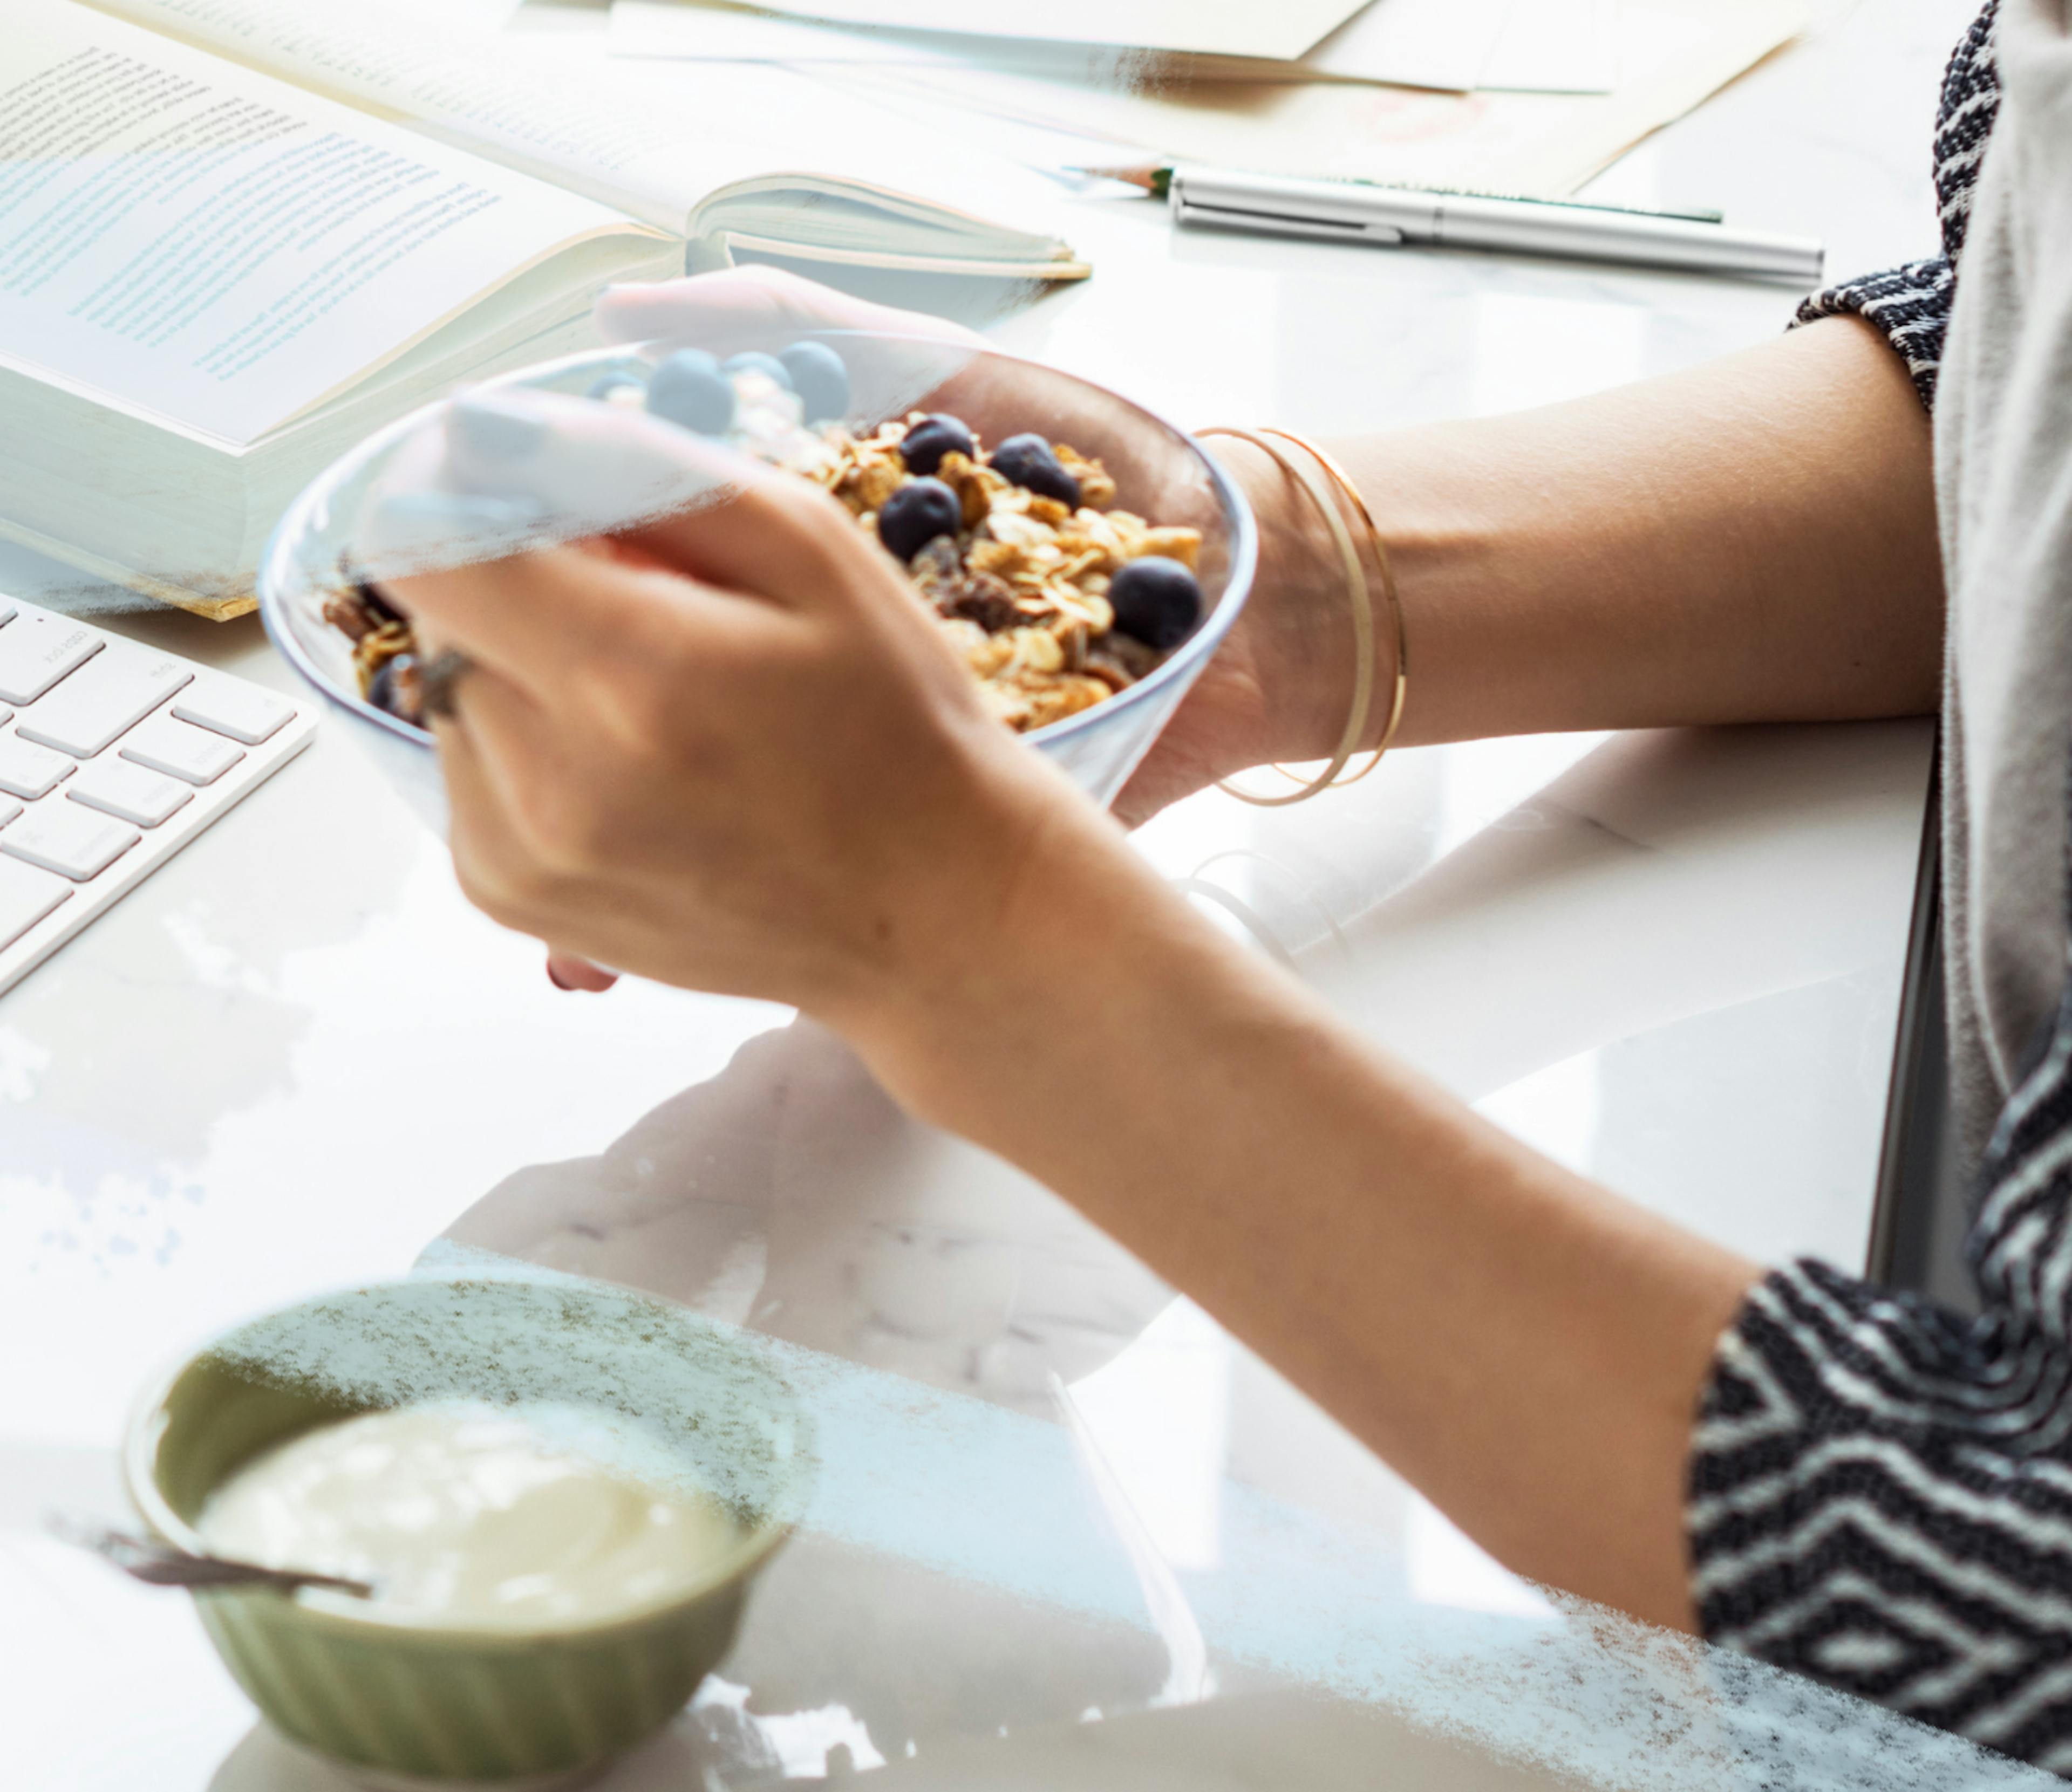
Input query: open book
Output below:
<box><xmin>1</xmin><ymin>0</ymin><xmax>1087</xmax><ymax>618</ymax></box>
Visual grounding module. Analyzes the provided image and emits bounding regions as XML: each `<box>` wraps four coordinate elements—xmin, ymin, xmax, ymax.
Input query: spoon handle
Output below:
<box><xmin>46</xmin><ymin>1512</ymin><xmax>376</xmax><ymax>1599</ymax></box>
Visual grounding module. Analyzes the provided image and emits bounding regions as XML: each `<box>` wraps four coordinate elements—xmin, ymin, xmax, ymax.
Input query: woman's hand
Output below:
<box><xmin>365</xmin><ymin>385</ymin><xmax>1118</xmax><ymax>1056</ymax></box>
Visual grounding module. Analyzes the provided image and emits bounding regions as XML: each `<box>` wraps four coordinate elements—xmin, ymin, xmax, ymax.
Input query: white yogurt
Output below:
<box><xmin>197</xmin><ymin>1400</ymin><xmax>742</xmax><ymax>1629</ymax></box>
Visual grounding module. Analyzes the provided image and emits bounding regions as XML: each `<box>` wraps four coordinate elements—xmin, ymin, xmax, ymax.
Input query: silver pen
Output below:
<box><xmin>1093</xmin><ymin>163</ymin><xmax>1824</xmax><ymax>284</ymax></box>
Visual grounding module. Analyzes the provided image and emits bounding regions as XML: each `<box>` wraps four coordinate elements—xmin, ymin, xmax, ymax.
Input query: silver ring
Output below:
<box><xmin>418</xmin><ymin>648</ymin><xmax>475</xmax><ymax>721</ymax></box>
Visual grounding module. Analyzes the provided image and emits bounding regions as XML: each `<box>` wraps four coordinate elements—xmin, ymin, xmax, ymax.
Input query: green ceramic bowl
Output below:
<box><xmin>124</xmin><ymin>1277</ymin><xmax>813</xmax><ymax>1789</ymax></box>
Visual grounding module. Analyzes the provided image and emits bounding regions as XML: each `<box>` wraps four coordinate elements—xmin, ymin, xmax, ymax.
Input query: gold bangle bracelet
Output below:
<box><xmin>1194</xmin><ymin>426</ymin><xmax>1406</xmax><ymax>804</ymax></box>
<box><xmin>1196</xmin><ymin>426</ymin><xmax>1373</xmax><ymax>805</ymax></box>
<box><xmin>1257</xmin><ymin>427</ymin><xmax>1409</xmax><ymax>789</ymax></box>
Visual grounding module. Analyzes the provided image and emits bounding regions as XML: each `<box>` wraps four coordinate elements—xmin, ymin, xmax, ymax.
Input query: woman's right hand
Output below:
<box><xmin>360</xmin><ymin>382</ymin><xmax>1153</xmax><ymax>1111</ymax></box>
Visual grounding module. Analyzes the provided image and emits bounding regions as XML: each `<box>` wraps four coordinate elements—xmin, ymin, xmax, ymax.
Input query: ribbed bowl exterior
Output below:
<box><xmin>126</xmin><ymin>1278</ymin><xmax>811</xmax><ymax>1787</ymax></box>
<box><xmin>195</xmin><ymin>1579</ymin><xmax>747</xmax><ymax>1783</ymax></box>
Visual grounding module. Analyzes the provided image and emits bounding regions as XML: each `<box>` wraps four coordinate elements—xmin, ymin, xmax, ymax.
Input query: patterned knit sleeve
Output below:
<box><xmin>1794</xmin><ymin>261</ymin><xmax>1957</xmax><ymax>409</ymax></box>
<box><xmin>1688</xmin><ymin>979</ymin><xmax>2072</xmax><ymax>1776</ymax></box>
<box><xmin>1787</xmin><ymin>0</ymin><xmax>2001</xmax><ymax>410</ymax></box>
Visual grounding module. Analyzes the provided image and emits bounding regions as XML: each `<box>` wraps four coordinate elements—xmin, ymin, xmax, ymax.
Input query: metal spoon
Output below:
<box><xmin>46</xmin><ymin>1511</ymin><xmax>377</xmax><ymax>1599</ymax></box>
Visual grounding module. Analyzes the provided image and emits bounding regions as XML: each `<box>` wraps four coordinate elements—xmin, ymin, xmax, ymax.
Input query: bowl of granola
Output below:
<box><xmin>257</xmin><ymin>330</ymin><xmax>1256</xmax><ymax>829</ymax></box>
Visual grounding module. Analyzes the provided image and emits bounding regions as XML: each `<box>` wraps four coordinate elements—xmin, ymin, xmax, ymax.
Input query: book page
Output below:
<box><xmin>0</xmin><ymin>2</ymin><xmax>645</xmax><ymax>445</ymax></box>
<box><xmin>93</xmin><ymin>0</ymin><xmax>798</xmax><ymax>232</ymax></box>
<box><xmin>93</xmin><ymin>0</ymin><xmax>1074</xmax><ymax>254</ymax></box>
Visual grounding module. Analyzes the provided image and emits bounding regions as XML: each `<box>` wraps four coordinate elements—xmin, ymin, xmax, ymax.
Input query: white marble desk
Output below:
<box><xmin>0</xmin><ymin>2</ymin><xmax>2020</xmax><ymax>1787</ymax></box>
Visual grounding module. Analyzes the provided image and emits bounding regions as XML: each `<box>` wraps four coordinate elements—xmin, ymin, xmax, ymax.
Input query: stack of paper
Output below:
<box><xmin>607</xmin><ymin>0</ymin><xmax>1625</xmax><ymax>97</ymax></box>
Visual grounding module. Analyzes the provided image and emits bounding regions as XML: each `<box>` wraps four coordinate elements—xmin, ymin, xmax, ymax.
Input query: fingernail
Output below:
<box><xmin>449</xmin><ymin>392</ymin><xmax>549</xmax><ymax>464</ymax></box>
<box><xmin>547</xmin><ymin>962</ymin><xmax>571</xmax><ymax>990</ymax></box>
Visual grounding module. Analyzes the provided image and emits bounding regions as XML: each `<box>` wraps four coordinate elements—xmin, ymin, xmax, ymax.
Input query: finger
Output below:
<box><xmin>595</xmin><ymin>265</ymin><xmax>984</xmax><ymax>351</ymax></box>
<box><xmin>434</xmin><ymin>705</ymin><xmax>539</xmax><ymax>934</ymax></box>
<box><xmin>401</xmin><ymin>388</ymin><xmax>898</xmax><ymax>615</ymax></box>
<box><xmin>356</xmin><ymin>390</ymin><xmax>751</xmax><ymax>585</ymax></box>
<box><xmin>438</xmin><ymin>722</ymin><xmax>626</xmax><ymax>988</ymax></box>
<box><xmin>425</xmin><ymin>662</ymin><xmax>572</xmax><ymax>854</ymax></box>
<box><xmin>384</xmin><ymin>541</ymin><xmax>695</xmax><ymax>699</ymax></box>
<box><xmin>384</xmin><ymin>531</ymin><xmax>801</xmax><ymax>707</ymax></box>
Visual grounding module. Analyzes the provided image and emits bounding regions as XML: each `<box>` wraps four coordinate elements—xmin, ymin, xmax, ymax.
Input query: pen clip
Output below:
<box><xmin>1171</xmin><ymin>199</ymin><xmax>1406</xmax><ymax>248</ymax></box>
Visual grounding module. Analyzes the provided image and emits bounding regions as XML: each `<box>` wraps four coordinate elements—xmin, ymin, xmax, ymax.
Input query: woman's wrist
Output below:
<box><xmin>824</xmin><ymin>775</ymin><xmax>1262</xmax><ymax>1143</ymax></box>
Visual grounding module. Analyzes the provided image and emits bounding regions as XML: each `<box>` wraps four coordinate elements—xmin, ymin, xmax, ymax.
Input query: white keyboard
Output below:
<box><xmin>0</xmin><ymin>594</ymin><xmax>316</xmax><ymax>997</ymax></box>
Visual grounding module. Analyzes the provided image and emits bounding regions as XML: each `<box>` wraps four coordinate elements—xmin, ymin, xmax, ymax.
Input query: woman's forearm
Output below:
<box><xmin>1230</xmin><ymin>314</ymin><xmax>1942</xmax><ymax>761</ymax></box>
<box><xmin>849</xmin><ymin>805</ymin><xmax>1762</xmax><ymax>1632</ymax></box>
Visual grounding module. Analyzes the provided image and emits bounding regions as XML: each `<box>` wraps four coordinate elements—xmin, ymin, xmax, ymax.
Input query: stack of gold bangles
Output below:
<box><xmin>1194</xmin><ymin>426</ymin><xmax>1408</xmax><ymax>806</ymax></box>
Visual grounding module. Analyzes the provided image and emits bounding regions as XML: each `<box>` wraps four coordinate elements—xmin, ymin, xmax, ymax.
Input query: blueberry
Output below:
<box><xmin>989</xmin><ymin>433</ymin><xmax>1080</xmax><ymax>506</ymax></box>
<box><xmin>899</xmin><ymin>413</ymin><xmax>977</xmax><ymax>477</ymax></box>
<box><xmin>646</xmin><ymin>349</ymin><xmax>735</xmax><ymax>435</ymax></box>
<box><xmin>778</xmin><ymin>340</ymin><xmax>850</xmax><ymax>422</ymax></box>
<box><xmin>587</xmin><ymin>371</ymin><xmax>646</xmax><ymax>404</ymax></box>
<box><xmin>877</xmin><ymin>478</ymin><xmax>964</xmax><ymax>562</ymax></box>
<box><xmin>351</xmin><ymin>576</ymin><xmax>401</xmax><ymax>626</ymax></box>
<box><xmin>1108</xmin><ymin>556</ymin><xmax>1202</xmax><ymax>649</ymax></box>
<box><xmin>722</xmin><ymin>351</ymin><xmax>794</xmax><ymax>391</ymax></box>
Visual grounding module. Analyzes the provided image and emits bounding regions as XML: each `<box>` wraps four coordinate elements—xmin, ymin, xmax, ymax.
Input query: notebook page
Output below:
<box><xmin>1</xmin><ymin>2</ymin><xmax>643</xmax><ymax>444</ymax></box>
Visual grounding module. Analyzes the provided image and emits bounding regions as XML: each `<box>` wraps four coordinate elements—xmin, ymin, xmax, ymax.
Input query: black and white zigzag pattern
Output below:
<box><xmin>1685</xmin><ymin>5</ymin><xmax>2072</xmax><ymax>1774</ymax></box>
<box><xmin>1791</xmin><ymin>0</ymin><xmax>2000</xmax><ymax>408</ymax></box>
<box><xmin>1691</xmin><ymin>1242</ymin><xmax>2072</xmax><ymax>1774</ymax></box>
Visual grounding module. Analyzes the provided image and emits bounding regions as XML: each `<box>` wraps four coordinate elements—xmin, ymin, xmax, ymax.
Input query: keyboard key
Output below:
<box><xmin>0</xmin><ymin>601</ymin><xmax>16</xmax><ymax>627</ymax></box>
<box><xmin>119</xmin><ymin>715</ymin><xmax>244</xmax><ymax>786</ymax></box>
<box><xmin>0</xmin><ymin>855</ymin><xmax>69</xmax><ymax>948</ymax></box>
<box><xmin>173</xmin><ymin>679</ymin><xmax>293</xmax><ymax>745</ymax></box>
<box><xmin>0</xmin><ymin>734</ymin><xmax>73</xmax><ymax>800</ymax></box>
<box><xmin>0</xmin><ymin>796</ymin><xmax>19</xmax><ymax>828</ymax></box>
<box><xmin>16</xmin><ymin>648</ymin><xmax>190</xmax><ymax>758</ymax></box>
<box><xmin>67</xmin><ymin>758</ymin><xmax>192</xmax><ymax>828</ymax></box>
<box><xmin>0</xmin><ymin>613</ymin><xmax>100</xmax><ymax>705</ymax></box>
<box><xmin>0</xmin><ymin>804</ymin><xmax>138</xmax><ymax>881</ymax></box>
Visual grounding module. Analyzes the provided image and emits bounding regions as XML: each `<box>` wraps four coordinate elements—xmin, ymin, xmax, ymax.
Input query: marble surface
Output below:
<box><xmin>0</xmin><ymin>1</ymin><xmax>2016</xmax><ymax>1787</ymax></box>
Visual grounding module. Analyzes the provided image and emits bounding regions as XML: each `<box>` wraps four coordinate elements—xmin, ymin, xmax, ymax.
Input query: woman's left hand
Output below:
<box><xmin>583</xmin><ymin>269</ymin><xmax>1352</xmax><ymax>826</ymax></box>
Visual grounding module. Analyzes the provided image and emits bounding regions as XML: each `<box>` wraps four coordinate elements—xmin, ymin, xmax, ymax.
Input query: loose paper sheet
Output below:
<box><xmin>0</xmin><ymin>1</ymin><xmax>632</xmax><ymax>444</ymax></box>
<box><xmin>605</xmin><ymin>0</ymin><xmax>1630</xmax><ymax>94</ymax></box>
<box><xmin>606</xmin><ymin>0</ymin><xmax>1516</xmax><ymax>93</ymax></box>
<box><xmin>719</xmin><ymin>0</ymin><xmax>1372</xmax><ymax>63</ymax></box>
<box><xmin>1478</xmin><ymin>0</ymin><xmax>1619</xmax><ymax>95</ymax></box>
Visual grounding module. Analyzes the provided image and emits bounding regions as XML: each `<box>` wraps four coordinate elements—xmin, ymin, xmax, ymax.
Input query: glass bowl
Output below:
<box><xmin>258</xmin><ymin>329</ymin><xmax>1256</xmax><ymax>831</ymax></box>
